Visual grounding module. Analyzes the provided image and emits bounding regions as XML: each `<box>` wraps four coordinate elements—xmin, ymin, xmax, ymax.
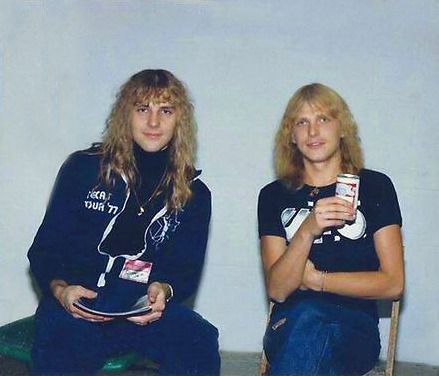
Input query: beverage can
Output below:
<box><xmin>336</xmin><ymin>174</ymin><xmax>360</xmax><ymax>210</ymax></box>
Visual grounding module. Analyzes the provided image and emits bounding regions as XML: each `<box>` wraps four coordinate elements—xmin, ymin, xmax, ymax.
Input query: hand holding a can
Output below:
<box><xmin>301</xmin><ymin>196</ymin><xmax>355</xmax><ymax>238</ymax></box>
<box><xmin>335</xmin><ymin>174</ymin><xmax>360</xmax><ymax>211</ymax></box>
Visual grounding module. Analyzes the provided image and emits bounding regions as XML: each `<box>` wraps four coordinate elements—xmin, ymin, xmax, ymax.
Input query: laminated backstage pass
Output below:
<box><xmin>119</xmin><ymin>260</ymin><xmax>152</xmax><ymax>284</ymax></box>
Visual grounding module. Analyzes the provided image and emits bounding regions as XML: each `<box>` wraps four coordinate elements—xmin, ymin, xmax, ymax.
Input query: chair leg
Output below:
<box><xmin>259</xmin><ymin>302</ymin><xmax>273</xmax><ymax>376</ymax></box>
<box><xmin>259</xmin><ymin>350</ymin><xmax>268</xmax><ymax>376</ymax></box>
<box><xmin>385</xmin><ymin>300</ymin><xmax>400</xmax><ymax>376</ymax></box>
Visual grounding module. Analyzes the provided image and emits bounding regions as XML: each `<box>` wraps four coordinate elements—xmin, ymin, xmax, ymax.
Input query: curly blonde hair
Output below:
<box><xmin>275</xmin><ymin>83</ymin><xmax>364</xmax><ymax>189</ymax></box>
<box><xmin>99</xmin><ymin>69</ymin><xmax>196</xmax><ymax>210</ymax></box>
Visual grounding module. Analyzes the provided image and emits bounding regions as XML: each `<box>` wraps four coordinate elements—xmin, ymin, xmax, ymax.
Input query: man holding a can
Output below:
<box><xmin>258</xmin><ymin>83</ymin><xmax>404</xmax><ymax>375</ymax></box>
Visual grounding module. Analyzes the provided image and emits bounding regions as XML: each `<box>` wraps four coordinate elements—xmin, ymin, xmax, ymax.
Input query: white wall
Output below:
<box><xmin>1</xmin><ymin>0</ymin><xmax>438</xmax><ymax>366</ymax></box>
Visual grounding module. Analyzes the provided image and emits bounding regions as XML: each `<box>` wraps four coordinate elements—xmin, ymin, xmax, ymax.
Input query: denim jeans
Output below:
<box><xmin>30</xmin><ymin>296</ymin><xmax>220</xmax><ymax>376</ymax></box>
<box><xmin>264</xmin><ymin>299</ymin><xmax>380</xmax><ymax>376</ymax></box>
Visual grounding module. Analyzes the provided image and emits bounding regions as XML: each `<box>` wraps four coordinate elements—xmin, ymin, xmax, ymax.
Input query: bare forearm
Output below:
<box><xmin>266</xmin><ymin>229</ymin><xmax>314</xmax><ymax>302</ymax></box>
<box><xmin>307</xmin><ymin>270</ymin><xmax>404</xmax><ymax>300</ymax></box>
<box><xmin>264</xmin><ymin>197</ymin><xmax>355</xmax><ymax>302</ymax></box>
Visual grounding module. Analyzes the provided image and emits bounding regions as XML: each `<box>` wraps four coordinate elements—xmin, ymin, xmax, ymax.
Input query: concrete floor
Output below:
<box><xmin>1</xmin><ymin>352</ymin><xmax>438</xmax><ymax>376</ymax></box>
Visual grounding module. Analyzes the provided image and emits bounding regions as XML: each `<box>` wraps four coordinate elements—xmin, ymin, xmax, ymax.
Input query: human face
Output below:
<box><xmin>291</xmin><ymin>102</ymin><xmax>343</xmax><ymax>166</ymax></box>
<box><xmin>131</xmin><ymin>102</ymin><xmax>177</xmax><ymax>152</ymax></box>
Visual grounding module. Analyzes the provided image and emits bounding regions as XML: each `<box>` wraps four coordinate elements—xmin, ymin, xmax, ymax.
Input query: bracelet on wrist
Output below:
<box><xmin>161</xmin><ymin>283</ymin><xmax>174</xmax><ymax>302</ymax></box>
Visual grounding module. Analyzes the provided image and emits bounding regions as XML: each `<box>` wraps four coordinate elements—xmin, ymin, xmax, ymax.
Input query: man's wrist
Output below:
<box><xmin>319</xmin><ymin>271</ymin><xmax>328</xmax><ymax>292</ymax></box>
<box><xmin>160</xmin><ymin>283</ymin><xmax>174</xmax><ymax>302</ymax></box>
<box><xmin>50</xmin><ymin>279</ymin><xmax>68</xmax><ymax>301</ymax></box>
<box><xmin>295</xmin><ymin>225</ymin><xmax>317</xmax><ymax>245</ymax></box>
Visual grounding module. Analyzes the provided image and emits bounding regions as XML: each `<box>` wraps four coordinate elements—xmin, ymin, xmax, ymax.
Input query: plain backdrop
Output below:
<box><xmin>1</xmin><ymin>0</ymin><xmax>438</xmax><ymax>367</ymax></box>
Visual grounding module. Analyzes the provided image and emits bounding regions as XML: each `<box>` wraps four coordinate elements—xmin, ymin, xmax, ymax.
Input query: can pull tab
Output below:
<box><xmin>97</xmin><ymin>256</ymin><xmax>115</xmax><ymax>287</ymax></box>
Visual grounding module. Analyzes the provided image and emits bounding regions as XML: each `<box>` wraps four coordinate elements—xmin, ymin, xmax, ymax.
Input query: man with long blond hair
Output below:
<box><xmin>28</xmin><ymin>69</ymin><xmax>220</xmax><ymax>375</ymax></box>
<box><xmin>258</xmin><ymin>83</ymin><xmax>404</xmax><ymax>375</ymax></box>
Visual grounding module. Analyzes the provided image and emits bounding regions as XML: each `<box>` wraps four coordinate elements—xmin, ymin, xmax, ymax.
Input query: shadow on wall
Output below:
<box><xmin>377</xmin><ymin>297</ymin><xmax>405</xmax><ymax>319</ymax></box>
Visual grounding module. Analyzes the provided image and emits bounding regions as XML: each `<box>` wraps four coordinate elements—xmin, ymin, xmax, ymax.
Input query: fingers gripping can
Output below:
<box><xmin>336</xmin><ymin>174</ymin><xmax>360</xmax><ymax>210</ymax></box>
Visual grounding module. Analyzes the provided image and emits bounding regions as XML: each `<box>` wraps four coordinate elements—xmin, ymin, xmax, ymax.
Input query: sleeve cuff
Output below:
<box><xmin>165</xmin><ymin>283</ymin><xmax>174</xmax><ymax>302</ymax></box>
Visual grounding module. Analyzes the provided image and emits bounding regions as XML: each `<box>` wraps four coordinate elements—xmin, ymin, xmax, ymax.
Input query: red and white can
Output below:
<box><xmin>336</xmin><ymin>174</ymin><xmax>360</xmax><ymax>210</ymax></box>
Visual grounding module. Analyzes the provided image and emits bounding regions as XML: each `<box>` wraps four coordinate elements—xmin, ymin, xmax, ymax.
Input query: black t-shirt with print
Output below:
<box><xmin>258</xmin><ymin>168</ymin><xmax>402</xmax><ymax>316</ymax></box>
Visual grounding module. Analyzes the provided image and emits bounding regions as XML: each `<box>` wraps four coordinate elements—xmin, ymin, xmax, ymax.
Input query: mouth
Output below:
<box><xmin>306</xmin><ymin>141</ymin><xmax>325</xmax><ymax>149</ymax></box>
<box><xmin>143</xmin><ymin>132</ymin><xmax>162</xmax><ymax>140</ymax></box>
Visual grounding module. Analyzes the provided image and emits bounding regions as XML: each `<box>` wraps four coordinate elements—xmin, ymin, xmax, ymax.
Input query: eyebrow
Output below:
<box><xmin>134</xmin><ymin>103</ymin><xmax>175</xmax><ymax>109</ymax></box>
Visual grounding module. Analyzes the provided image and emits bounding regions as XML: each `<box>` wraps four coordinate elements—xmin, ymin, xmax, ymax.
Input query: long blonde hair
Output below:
<box><xmin>99</xmin><ymin>69</ymin><xmax>196</xmax><ymax>210</ymax></box>
<box><xmin>275</xmin><ymin>83</ymin><xmax>364</xmax><ymax>189</ymax></box>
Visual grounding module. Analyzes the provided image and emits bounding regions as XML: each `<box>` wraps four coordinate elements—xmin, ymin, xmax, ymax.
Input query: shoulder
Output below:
<box><xmin>181</xmin><ymin>177</ymin><xmax>211</xmax><ymax>219</ymax></box>
<box><xmin>190</xmin><ymin>170</ymin><xmax>211</xmax><ymax>195</ymax></box>
<box><xmin>186</xmin><ymin>172</ymin><xmax>211</xmax><ymax>211</ymax></box>
<box><xmin>359</xmin><ymin>168</ymin><xmax>395</xmax><ymax>188</ymax></box>
<box><xmin>62</xmin><ymin>147</ymin><xmax>102</xmax><ymax>170</ymax></box>
<box><xmin>260</xmin><ymin>180</ymin><xmax>283</xmax><ymax>193</ymax></box>
<box><xmin>259</xmin><ymin>180</ymin><xmax>288</xmax><ymax>200</ymax></box>
<box><xmin>56</xmin><ymin>147</ymin><xmax>103</xmax><ymax>184</ymax></box>
<box><xmin>190</xmin><ymin>177</ymin><xmax>211</xmax><ymax>200</ymax></box>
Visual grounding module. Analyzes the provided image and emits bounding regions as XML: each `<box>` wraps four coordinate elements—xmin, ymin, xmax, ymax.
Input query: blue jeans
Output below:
<box><xmin>30</xmin><ymin>296</ymin><xmax>220</xmax><ymax>376</ymax></box>
<box><xmin>264</xmin><ymin>299</ymin><xmax>380</xmax><ymax>376</ymax></box>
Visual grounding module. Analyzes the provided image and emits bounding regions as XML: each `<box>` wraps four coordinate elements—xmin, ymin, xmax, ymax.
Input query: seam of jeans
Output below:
<box><xmin>313</xmin><ymin>326</ymin><xmax>331</xmax><ymax>376</ymax></box>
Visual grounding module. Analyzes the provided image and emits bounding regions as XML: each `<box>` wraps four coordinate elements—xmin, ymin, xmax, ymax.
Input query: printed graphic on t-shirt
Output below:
<box><xmin>148</xmin><ymin>211</ymin><xmax>181</xmax><ymax>250</ymax></box>
<box><xmin>281</xmin><ymin>200</ymin><xmax>366</xmax><ymax>243</ymax></box>
<box><xmin>84</xmin><ymin>190</ymin><xmax>119</xmax><ymax>214</ymax></box>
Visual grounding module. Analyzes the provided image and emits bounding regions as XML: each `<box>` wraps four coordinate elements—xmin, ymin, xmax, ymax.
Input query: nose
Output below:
<box><xmin>147</xmin><ymin>110</ymin><xmax>159</xmax><ymax>128</ymax></box>
<box><xmin>308</xmin><ymin>119</ymin><xmax>319</xmax><ymax>137</ymax></box>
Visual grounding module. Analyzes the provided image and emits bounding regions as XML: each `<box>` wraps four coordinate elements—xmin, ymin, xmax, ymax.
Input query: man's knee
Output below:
<box><xmin>35</xmin><ymin>297</ymin><xmax>96</xmax><ymax>337</ymax></box>
<box><xmin>163</xmin><ymin>303</ymin><xmax>218</xmax><ymax>333</ymax></box>
<box><xmin>193</xmin><ymin>318</ymin><xmax>219</xmax><ymax>353</ymax></box>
